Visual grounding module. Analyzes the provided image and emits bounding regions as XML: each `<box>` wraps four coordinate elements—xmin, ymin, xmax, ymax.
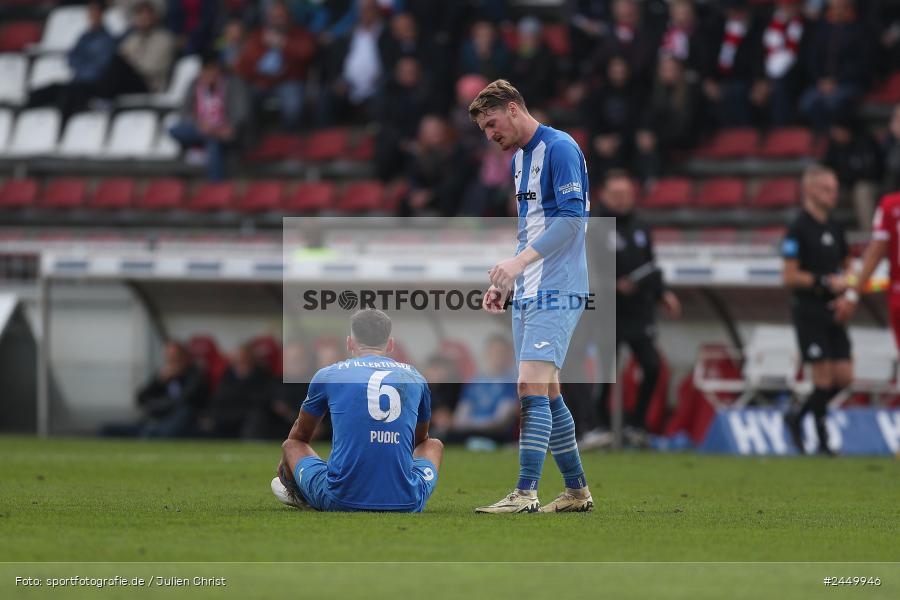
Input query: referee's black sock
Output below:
<box><xmin>810</xmin><ymin>387</ymin><xmax>832</xmax><ymax>452</ymax></box>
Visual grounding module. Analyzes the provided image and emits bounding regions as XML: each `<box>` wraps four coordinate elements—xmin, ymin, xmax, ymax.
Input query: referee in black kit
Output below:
<box><xmin>584</xmin><ymin>169</ymin><xmax>680</xmax><ymax>447</ymax></box>
<box><xmin>781</xmin><ymin>165</ymin><xmax>855</xmax><ymax>456</ymax></box>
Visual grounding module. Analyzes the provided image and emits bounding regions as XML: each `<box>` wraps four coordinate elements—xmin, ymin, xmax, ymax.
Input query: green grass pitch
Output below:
<box><xmin>1</xmin><ymin>436</ymin><xmax>898</xmax><ymax>599</ymax></box>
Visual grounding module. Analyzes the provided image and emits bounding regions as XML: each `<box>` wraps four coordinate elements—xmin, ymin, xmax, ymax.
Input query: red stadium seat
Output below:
<box><xmin>139</xmin><ymin>178</ymin><xmax>186</xmax><ymax>210</ymax></box>
<box><xmin>499</xmin><ymin>23</ymin><xmax>519</xmax><ymax>50</ymax></box>
<box><xmin>651</xmin><ymin>227</ymin><xmax>684</xmax><ymax>244</ymax></box>
<box><xmin>694</xmin><ymin>128</ymin><xmax>760</xmax><ymax>160</ymax></box>
<box><xmin>438</xmin><ymin>339</ymin><xmax>477</xmax><ymax>383</ymax></box>
<box><xmin>90</xmin><ymin>178</ymin><xmax>135</xmax><ymax>210</ymax></box>
<box><xmin>542</xmin><ymin>23</ymin><xmax>570</xmax><ymax>56</ymax></box>
<box><xmin>42</xmin><ymin>178</ymin><xmax>86</xmax><ymax>209</ymax></box>
<box><xmin>751</xmin><ymin>177</ymin><xmax>800</xmax><ymax>209</ymax></box>
<box><xmin>641</xmin><ymin>177</ymin><xmax>692</xmax><ymax>209</ymax></box>
<box><xmin>567</xmin><ymin>127</ymin><xmax>589</xmax><ymax>155</ymax></box>
<box><xmin>0</xmin><ymin>178</ymin><xmax>38</xmax><ymax>209</ymax></box>
<box><xmin>865</xmin><ymin>71</ymin><xmax>900</xmax><ymax>105</ymax></box>
<box><xmin>245</xmin><ymin>134</ymin><xmax>302</xmax><ymax>162</ymax></box>
<box><xmin>187</xmin><ymin>334</ymin><xmax>228</xmax><ymax>393</ymax></box>
<box><xmin>187</xmin><ymin>182</ymin><xmax>235</xmax><ymax>211</ymax></box>
<box><xmin>337</xmin><ymin>180</ymin><xmax>385</xmax><ymax>213</ymax></box>
<box><xmin>696</xmin><ymin>178</ymin><xmax>745</xmax><ymax>209</ymax></box>
<box><xmin>249</xmin><ymin>335</ymin><xmax>283</xmax><ymax>377</ymax></box>
<box><xmin>237</xmin><ymin>180</ymin><xmax>284</xmax><ymax>213</ymax></box>
<box><xmin>0</xmin><ymin>21</ymin><xmax>42</xmax><ymax>52</ymax></box>
<box><xmin>347</xmin><ymin>133</ymin><xmax>374</xmax><ymax>161</ymax></box>
<box><xmin>284</xmin><ymin>181</ymin><xmax>336</xmax><ymax>213</ymax></box>
<box><xmin>299</xmin><ymin>128</ymin><xmax>350</xmax><ymax>161</ymax></box>
<box><xmin>696</xmin><ymin>227</ymin><xmax>739</xmax><ymax>244</ymax></box>
<box><xmin>760</xmin><ymin>127</ymin><xmax>814</xmax><ymax>158</ymax></box>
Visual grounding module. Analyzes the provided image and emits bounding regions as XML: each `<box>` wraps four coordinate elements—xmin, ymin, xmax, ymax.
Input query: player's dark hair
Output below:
<box><xmin>468</xmin><ymin>79</ymin><xmax>527</xmax><ymax>121</ymax></box>
<box><xmin>350</xmin><ymin>309</ymin><xmax>392</xmax><ymax>349</ymax></box>
<box><xmin>603</xmin><ymin>168</ymin><xmax>632</xmax><ymax>186</ymax></box>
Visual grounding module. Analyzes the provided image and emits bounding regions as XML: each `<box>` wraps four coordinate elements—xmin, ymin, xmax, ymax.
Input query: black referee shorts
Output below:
<box><xmin>792</xmin><ymin>308</ymin><xmax>851</xmax><ymax>363</ymax></box>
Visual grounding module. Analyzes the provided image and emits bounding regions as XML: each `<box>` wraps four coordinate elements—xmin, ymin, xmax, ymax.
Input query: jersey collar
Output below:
<box><xmin>521</xmin><ymin>124</ymin><xmax>544</xmax><ymax>153</ymax></box>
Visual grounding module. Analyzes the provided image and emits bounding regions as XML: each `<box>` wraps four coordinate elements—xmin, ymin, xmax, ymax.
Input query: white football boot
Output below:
<box><xmin>474</xmin><ymin>490</ymin><xmax>541</xmax><ymax>514</ymax></box>
<box><xmin>270</xmin><ymin>477</ymin><xmax>312</xmax><ymax>510</ymax></box>
<box><xmin>539</xmin><ymin>490</ymin><xmax>594</xmax><ymax>513</ymax></box>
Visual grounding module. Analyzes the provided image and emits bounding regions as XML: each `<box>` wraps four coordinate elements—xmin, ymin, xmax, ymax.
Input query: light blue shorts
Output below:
<box><xmin>511</xmin><ymin>293</ymin><xmax>586</xmax><ymax>369</ymax></box>
<box><xmin>294</xmin><ymin>456</ymin><xmax>438</xmax><ymax>513</ymax></box>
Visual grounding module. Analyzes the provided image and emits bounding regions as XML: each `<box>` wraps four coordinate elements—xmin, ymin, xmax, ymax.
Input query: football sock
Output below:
<box><xmin>810</xmin><ymin>387</ymin><xmax>832</xmax><ymax>450</ymax></box>
<box><xmin>549</xmin><ymin>395</ymin><xmax>587</xmax><ymax>489</ymax></box>
<box><xmin>517</xmin><ymin>394</ymin><xmax>551</xmax><ymax>492</ymax></box>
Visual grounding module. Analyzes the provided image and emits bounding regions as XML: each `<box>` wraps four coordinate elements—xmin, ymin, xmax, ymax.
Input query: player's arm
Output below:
<box><xmin>287</xmin><ymin>409</ymin><xmax>322</xmax><ymax>443</ymax></box>
<box><xmin>780</xmin><ymin>234</ymin><xmax>844</xmax><ymax>294</ymax></box>
<box><xmin>853</xmin><ymin>238</ymin><xmax>888</xmax><ymax>294</ymax></box>
<box><xmin>414</xmin><ymin>421</ymin><xmax>430</xmax><ymax>448</ymax></box>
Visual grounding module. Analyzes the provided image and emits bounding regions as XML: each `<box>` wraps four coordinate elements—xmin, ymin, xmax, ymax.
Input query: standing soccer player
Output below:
<box><xmin>834</xmin><ymin>190</ymin><xmax>900</xmax><ymax>351</ymax></box>
<box><xmin>272</xmin><ymin>309</ymin><xmax>443</xmax><ymax>512</ymax></box>
<box><xmin>781</xmin><ymin>165</ymin><xmax>854</xmax><ymax>456</ymax></box>
<box><xmin>469</xmin><ymin>79</ymin><xmax>593</xmax><ymax>513</ymax></box>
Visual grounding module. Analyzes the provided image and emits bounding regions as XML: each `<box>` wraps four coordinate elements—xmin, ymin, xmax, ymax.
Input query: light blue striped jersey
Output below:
<box><xmin>512</xmin><ymin>124</ymin><xmax>590</xmax><ymax>299</ymax></box>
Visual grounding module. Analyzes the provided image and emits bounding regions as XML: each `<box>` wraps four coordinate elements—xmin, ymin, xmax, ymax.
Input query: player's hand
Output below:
<box><xmin>832</xmin><ymin>295</ymin><xmax>857</xmax><ymax>323</ymax></box>
<box><xmin>826</xmin><ymin>274</ymin><xmax>849</xmax><ymax>295</ymax></box>
<box><xmin>661</xmin><ymin>290</ymin><xmax>682</xmax><ymax>318</ymax></box>
<box><xmin>482</xmin><ymin>285</ymin><xmax>509</xmax><ymax>313</ymax></box>
<box><xmin>488</xmin><ymin>256</ymin><xmax>526</xmax><ymax>291</ymax></box>
<box><xmin>616</xmin><ymin>277</ymin><xmax>636</xmax><ymax>295</ymax></box>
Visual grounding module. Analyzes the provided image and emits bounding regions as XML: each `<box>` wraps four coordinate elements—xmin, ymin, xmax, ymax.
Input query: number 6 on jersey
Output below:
<box><xmin>367</xmin><ymin>370</ymin><xmax>401</xmax><ymax>423</ymax></box>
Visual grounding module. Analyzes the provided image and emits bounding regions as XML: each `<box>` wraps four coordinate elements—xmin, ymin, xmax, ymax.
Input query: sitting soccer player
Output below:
<box><xmin>271</xmin><ymin>309</ymin><xmax>443</xmax><ymax>512</ymax></box>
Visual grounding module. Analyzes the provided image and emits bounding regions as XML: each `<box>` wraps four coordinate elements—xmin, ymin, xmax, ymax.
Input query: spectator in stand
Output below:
<box><xmin>635</xmin><ymin>54</ymin><xmax>700</xmax><ymax>183</ymax></box>
<box><xmin>799</xmin><ymin>0</ymin><xmax>872</xmax><ymax>133</ymax></box>
<box><xmin>568</xmin><ymin>0</ymin><xmax>609</xmax><ymax>63</ymax></box>
<box><xmin>402</xmin><ymin>115</ymin><xmax>473</xmax><ymax>216</ymax></box>
<box><xmin>509</xmin><ymin>16</ymin><xmax>557</xmax><ymax>110</ymax></box>
<box><xmin>824</xmin><ymin>116</ymin><xmax>884</xmax><ymax>228</ymax></box>
<box><xmin>585</xmin><ymin>0</ymin><xmax>656</xmax><ymax>91</ymax></box>
<box><xmin>207</xmin><ymin>344</ymin><xmax>274</xmax><ymax>438</ymax></box>
<box><xmin>216</xmin><ymin>16</ymin><xmax>246</xmax><ymax>71</ymax></box>
<box><xmin>169</xmin><ymin>52</ymin><xmax>250</xmax><ymax>181</ymax></box>
<box><xmin>583</xmin><ymin>55</ymin><xmax>640</xmax><ymax>180</ymax></box>
<box><xmin>246</xmin><ymin>341</ymin><xmax>310</xmax><ymax>440</ymax></box>
<box><xmin>459</xmin><ymin>20</ymin><xmax>510</xmax><ymax>82</ymax></box>
<box><xmin>166</xmin><ymin>0</ymin><xmax>217</xmax><ymax>55</ymax></box>
<box><xmin>26</xmin><ymin>0</ymin><xmax>116</xmax><ymax>119</ymax></box>
<box><xmin>95</xmin><ymin>1</ymin><xmax>176</xmax><ymax>99</ymax></box>
<box><xmin>378</xmin><ymin>11</ymin><xmax>436</xmax><ymax>73</ymax></box>
<box><xmin>102</xmin><ymin>341</ymin><xmax>207</xmax><ymax>438</ymax></box>
<box><xmin>752</xmin><ymin>0</ymin><xmax>806</xmax><ymax>126</ymax></box>
<box><xmin>236</xmin><ymin>0</ymin><xmax>316</xmax><ymax>130</ymax></box>
<box><xmin>460</xmin><ymin>132</ymin><xmax>515</xmax><ymax>216</ymax></box>
<box><xmin>374</xmin><ymin>56</ymin><xmax>431</xmax><ymax>181</ymax></box>
<box><xmin>883</xmin><ymin>105</ymin><xmax>900</xmax><ymax>195</ymax></box>
<box><xmin>657</xmin><ymin>0</ymin><xmax>712</xmax><ymax>80</ymax></box>
<box><xmin>438</xmin><ymin>335</ymin><xmax>519</xmax><ymax>445</ymax></box>
<box><xmin>450</xmin><ymin>74</ymin><xmax>490</xmax><ymax>157</ymax></box>
<box><xmin>316</xmin><ymin>0</ymin><xmax>385</xmax><ymax>126</ymax></box>
<box><xmin>702</xmin><ymin>0</ymin><xmax>765</xmax><ymax>128</ymax></box>
<box><xmin>421</xmin><ymin>353</ymin><xmax>463</xmax><ymax>440</ymax></box>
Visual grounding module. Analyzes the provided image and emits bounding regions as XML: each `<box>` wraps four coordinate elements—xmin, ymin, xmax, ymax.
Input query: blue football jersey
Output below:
<box><xmin>301</xmin><ymin>354</ymin><xmax>431</xmax><ymax>511</ymax></box>
<box><xmin>512</xmin><ymin>124</ymin><xmax>590</xmax><ymax>299</ymax></box>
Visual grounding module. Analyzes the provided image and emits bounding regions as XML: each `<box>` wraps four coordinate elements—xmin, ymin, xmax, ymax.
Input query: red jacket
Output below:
<box><xmin>236</xmin><ymin>26</ymin><xmax>316</xmax><ymax>89</ymax></box>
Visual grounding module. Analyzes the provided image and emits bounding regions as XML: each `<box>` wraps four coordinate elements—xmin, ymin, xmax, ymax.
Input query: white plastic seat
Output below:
<box><xmin>32</xmin><ymin>6</ymin><xmax>89</xmax><ymax>54</ymax></box>
<box><xmin>28</xmin><ymin>55</ymin><xmax>73</xmax><ymax>90</ymax></box>
<box><xmin>149</xmin><ymin>111</ymin><xmax>180</xmax><ymax>160</ymax></box>
<box><xmin>7</xmin><ymin>108</ymin><xmax>61</xmax><ymax>156</ymax></box>
<box><xmin>0</xmin><ymin>54</ymin><xmax>28</xmax><ymax>105</ymax></box>
<box><xmin>56</xmin><ymin>111</ymin><xmax>110</xmax><ymax>158</ymax></box>
<box><xmin>0</xmin><ymin>109</ymin><xmax>12</xmax><ymax>153</ymax></box>
<box><xmin>102</xmin><ymin>110</ymin><xmax>157</xmax><ymax>158</ymax></box>
<box><xmin>117</xmin><ymin>55</ymin><xmax>201</xmax><ymax>109</ymax></box>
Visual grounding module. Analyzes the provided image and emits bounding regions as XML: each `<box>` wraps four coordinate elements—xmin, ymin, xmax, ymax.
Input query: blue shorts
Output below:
<box><xmin>512</xmin><ymin>293</ymin><xmax>586</xmax><ymax>369</ymax></box>
<box><xmin>294</xmin><ymin>456</ymin><xmax>438</xmax><ymax>513</ymax></box>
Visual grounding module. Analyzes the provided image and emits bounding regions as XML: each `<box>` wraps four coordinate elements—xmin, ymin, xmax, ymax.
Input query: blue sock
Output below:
<box><xmin>549</xmin><ymin>396</ymin><xmax>587</xmax><ymax>489</ymax></box>
<box><xmin>517</xmin><ymin>395</ymin><xmax>551</xmax><ymax>491</ymax></box>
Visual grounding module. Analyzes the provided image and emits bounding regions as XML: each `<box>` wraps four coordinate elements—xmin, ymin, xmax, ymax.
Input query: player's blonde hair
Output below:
<box><xmin>468</xmin><ymin>79</ymin><xmax>527</xmax><ymax>121</ymax></box>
